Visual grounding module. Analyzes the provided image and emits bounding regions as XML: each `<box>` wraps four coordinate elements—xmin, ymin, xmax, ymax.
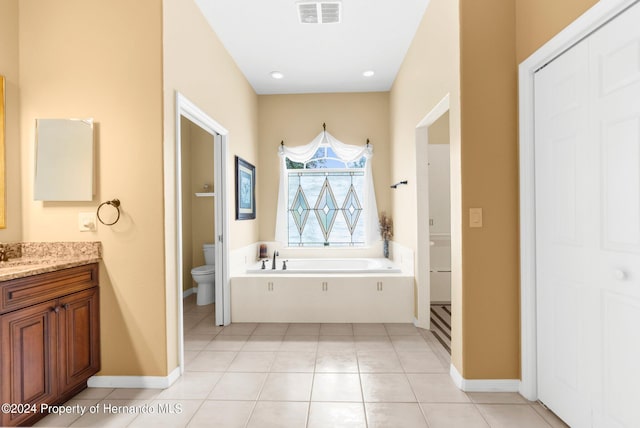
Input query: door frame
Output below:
<box><xmin>167</xmin><ymin>92</ymin><xmax>231</xmax><ymax>375</ymax></box>
<box><xmin>518</xmin><ymin>0</ymin><xmax>638</xmax><ymax>401</ymax></box>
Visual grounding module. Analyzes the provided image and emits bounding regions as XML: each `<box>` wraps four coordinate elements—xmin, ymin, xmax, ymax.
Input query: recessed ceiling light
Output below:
<box><xmin>363</xmin><ymin>70</ymin><xmax>375</xmax><ymax>77</ymax></box>
<box><xmin>270</xmin><ymin>71</ymin><xmax>284</xmax><ymax>79</ymax></box>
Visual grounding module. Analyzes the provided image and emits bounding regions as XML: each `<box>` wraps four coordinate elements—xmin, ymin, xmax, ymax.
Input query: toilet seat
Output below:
<box><xmin>191</xmin><ymin>265</ymin><xmax>215</xmax><ymax>275</ymax></box>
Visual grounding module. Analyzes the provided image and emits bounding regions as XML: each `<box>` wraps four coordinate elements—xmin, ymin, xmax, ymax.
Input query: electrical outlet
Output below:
<box><xmin>78</xmin><ymin>212</ymin><xmax>97</xmax><ymax>232</ymax></box>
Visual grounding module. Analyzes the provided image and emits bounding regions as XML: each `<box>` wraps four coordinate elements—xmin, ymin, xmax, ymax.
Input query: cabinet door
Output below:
<box><xmin>57</xmin><ymin>287</ymin><xmax>100</xmax><ymax>396</ymax></box>
<box><xmin>0</xmin><ymin>301</ymin><xmax>58</xmax><ymax>427</ymax></box>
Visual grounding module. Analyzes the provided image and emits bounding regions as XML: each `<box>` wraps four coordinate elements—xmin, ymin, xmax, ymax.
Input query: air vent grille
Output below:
<box><xmin>297</xmin><ymin>2</ymin><xmax>341</xmax><ymax>24</ymax></box>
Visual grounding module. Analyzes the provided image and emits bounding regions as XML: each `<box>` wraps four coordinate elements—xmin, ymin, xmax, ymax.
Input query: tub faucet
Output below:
<box><xmin>272</xmin><ymin>251</ymin><xmax>279</xmax><ymax>270</ymax></box>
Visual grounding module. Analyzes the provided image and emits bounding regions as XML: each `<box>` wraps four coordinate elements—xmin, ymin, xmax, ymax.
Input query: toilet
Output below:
<box><xmin>191</xmin><ymin>244</ymin><xmax>215</xmax><ymax>305</ymax></box>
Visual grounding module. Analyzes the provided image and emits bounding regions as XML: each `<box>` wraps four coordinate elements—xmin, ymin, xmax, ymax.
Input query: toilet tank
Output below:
<box><xmin>203</xmin><ymin>244</ymin><xmax>215</xmax><ymax>265</ymax></box>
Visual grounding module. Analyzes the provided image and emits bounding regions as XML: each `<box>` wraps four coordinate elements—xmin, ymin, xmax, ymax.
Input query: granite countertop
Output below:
<box><xmin>0</xmin><ymin>242</ymin><xmax>101</xmax><ymax>282</ymax></box>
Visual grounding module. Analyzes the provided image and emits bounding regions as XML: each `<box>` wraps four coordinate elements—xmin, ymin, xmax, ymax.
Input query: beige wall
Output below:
<box><xmin>428</xmin><ymin>111</ymin><xmax>450</xmax><ymax>145</ymax></box>
<box><xmin>19</xmin><ymin>0</ymin><xmax>166</xmax><ymax>376</ymax></box>
<box><xmin>163</xmin><ymin>0</ymin><xmax>258</xmax><ymax>372</ymax></box>
<box><xmin>257</xmin><ymin>92</ymin><xmax>391</xmax><ymax>241</ymax></box>
<box><xmin>0</xmin><ymin>0</ymin><xmax>21</xmax><ymax>241</ymax></box>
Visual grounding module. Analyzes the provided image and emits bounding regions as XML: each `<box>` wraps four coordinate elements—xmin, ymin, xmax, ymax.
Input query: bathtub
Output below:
<box><xmin>246</xmin><ymin>257</ymin><xmax>401</xmax><ymax>274</ymax></box>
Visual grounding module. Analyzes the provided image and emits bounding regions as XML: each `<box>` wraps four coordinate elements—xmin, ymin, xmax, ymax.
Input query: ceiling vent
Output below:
<box><xmin>297</xmin><ymin>1</ymin><xmax>341</xmax><ymax>24</ymax></box>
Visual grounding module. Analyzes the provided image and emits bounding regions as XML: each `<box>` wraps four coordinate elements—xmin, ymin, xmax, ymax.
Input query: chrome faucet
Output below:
<box><xmin>271</xmin><ymin>250</ymin><xmax>279</xmax><ymax>270</ymax></box>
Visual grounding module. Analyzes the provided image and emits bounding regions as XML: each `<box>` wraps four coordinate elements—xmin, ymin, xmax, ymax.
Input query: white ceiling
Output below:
<box><xmin>194</xmin><ymin>0</ymin><xmax>430</xmax><ymax>95</ymax></box>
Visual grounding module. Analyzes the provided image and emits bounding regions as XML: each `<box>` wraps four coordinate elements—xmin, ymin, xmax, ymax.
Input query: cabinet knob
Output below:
<box><xmin>613</xmin><ymin>269</ymin><xmax>626</xmax><ymax>281</ymax></box>
<box><xmin>64</xmin><ymin>304</ymin><xmax>70</xmax><ymax>310</ymax></box>
<box><xmin>51</xmin><ymin>306</ymin><xmax>60</xmax><ymax>313</ymax></box>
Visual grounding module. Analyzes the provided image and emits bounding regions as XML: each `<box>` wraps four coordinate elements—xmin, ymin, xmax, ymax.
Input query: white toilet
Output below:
<box><xmin>191</xmin><ymin>244</ymin><xmax>215</xmax><ymax>306</ymax></box>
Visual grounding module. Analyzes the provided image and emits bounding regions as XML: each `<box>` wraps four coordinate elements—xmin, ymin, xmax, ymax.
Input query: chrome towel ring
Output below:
<box><xmin>97</xmin><ymin>199</ymin><xmax>121</xmax><ymax>226</ymax></box>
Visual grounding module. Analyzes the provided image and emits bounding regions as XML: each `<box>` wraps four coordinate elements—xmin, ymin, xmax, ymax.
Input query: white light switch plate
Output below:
<box><xmin>78</xmin><ymin>212</ymin><xmax>96</xmax><ymax>232</ymax></box>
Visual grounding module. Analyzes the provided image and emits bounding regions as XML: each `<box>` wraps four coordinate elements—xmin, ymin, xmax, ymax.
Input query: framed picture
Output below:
<box><xmin>235</xmin><ymin>156</ymin><xmax>256</xmax><ymax>220</ymax></box>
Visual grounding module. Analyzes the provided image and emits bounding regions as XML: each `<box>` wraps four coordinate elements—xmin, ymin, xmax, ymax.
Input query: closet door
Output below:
<box><xmin>535</xmin><ymin>2</ymin><xmax>640</xmax><ymax>427</ymax></box>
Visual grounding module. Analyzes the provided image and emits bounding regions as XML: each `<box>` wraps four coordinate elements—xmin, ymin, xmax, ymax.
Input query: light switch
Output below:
<box><xmin>469</xmin><ymin>208</ymin><xmax>483</xmax><ymax>228</ymax></box>
<box><xmin>78</xmin><ymin>212</ymin><xmax>96</xmax><ymax>232</ymax></box>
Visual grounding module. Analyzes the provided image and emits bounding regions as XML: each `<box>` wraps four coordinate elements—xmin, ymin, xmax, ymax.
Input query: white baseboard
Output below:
<box><xmin>183</xmin><ymin>287</ymin><xmax>197</xmax><ymax>298</ymax></box>
<box><xmin>450</xmin><ymin>364</ymin><xmax>520</xmax><ymax>392</ymax></box>
<box><xmin>87</xmin><ymin>367</ymin><xmax>181</xmax><ymax>389</ymax></box>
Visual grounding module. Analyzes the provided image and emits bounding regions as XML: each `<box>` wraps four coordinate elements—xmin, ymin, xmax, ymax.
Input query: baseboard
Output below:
<box><xmin>183</xmin><ymin>287</ymin><xmax>197</xmax><ymax>298</ymax></box>
<box><xmin>87</xmin><ymin>366</ymin><xmax>181</xmax><ymax>389</ymax></box>
<box><xmin>450</xmin><ymin>364</ymin><xmax>520</xmax><ymax>392</ymax></box>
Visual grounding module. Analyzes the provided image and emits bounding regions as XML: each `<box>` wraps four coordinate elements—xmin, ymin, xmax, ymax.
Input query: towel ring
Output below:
<box><xmin>97</xmin><ymin>199</ymin><xmax>121</xmax><ymax>226</ymax></box>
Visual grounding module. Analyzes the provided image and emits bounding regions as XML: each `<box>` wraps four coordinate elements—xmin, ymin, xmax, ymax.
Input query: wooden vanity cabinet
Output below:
<box><xmin>0</xmin><ymin>263</ymin><xmax>100</xmax><ymax>427</ymax></box>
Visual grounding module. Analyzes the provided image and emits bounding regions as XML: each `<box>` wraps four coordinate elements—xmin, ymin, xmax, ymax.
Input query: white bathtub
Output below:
<box><xmin>246</xmin><ymin>257</ymin><xmax>401</xmax><ymax>274</ymax></box>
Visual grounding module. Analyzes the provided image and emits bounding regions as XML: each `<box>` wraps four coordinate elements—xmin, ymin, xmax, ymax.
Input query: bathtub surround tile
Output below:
<box><xmin>280</xmin><ymin>335</ymin><xmax>319</xmax><ymax>352</ymax></box>
<box><xmin>356</xmin><ymin>350</ymin><xmax>404</xmax><ymax>373</ymax></box>
<box><xmin>271</xmin><ymin>351</ymin><xmax>317</xmax><ymax>372</ymax></box>
<box><xmin>311</xmin><ymin>373</ymin><xmax>363</xmax><ymax>402</ymax></box>
<box><xmin>475</xmin><ymin>404</ymin><xmax>552</xmax><ymax>428</ymax></box>
<box><xmin>205</xmin><ymin>335</ymin><xmax>249</xmax><ymax>351</ymax></box>
<box><xmin>156</xmin><ymin>372</ymin><xmax>222</xmax><ymax>399</ymax></box>
<box><xmin>407</xmin><ymin>373</ymin><xmax>471</xmax><ymax>403</ymax></box>
<box><xmin>360</xmin><ymin>373</ymin><xmax>417</xmax><ymax>402</ymax></box>
<box><xmin>241</xmin><ymin>335</ymin><xmax>284</xmax><ymax>351</ymax></box>
<box><xmin>187</xmin><ymin>351</ymin><xmax>238</xmax><ymax>372</ymax></box>
<box><xmin>365</xmin><ymin>403</ymin><xmax>429</xmax><ymax>428</ymax></box>
<box><xmin>286</xmin><ymin>323</ymin><xmax>321</xmax><ymax>336</ymax></box>
<box><xmin>315</xmin><ymin>350</ymin><xmax>359</xmax><ymax>373</ymax></box>
<box><xmin>384</xmin><ymin>323</ymin><xmax>420</xmax><ymax>336</ymax></box>
<box><xmin>420</xmin><ymin>403</ymin><xmax>490</xmax><ymax>428</ymax></box>
<box><xmin>188</xmin><ymin>400</ymin><xmax>255</xmax><ymax>428</ymax></box>
<box><xmin>353</xmin><ymin>323</ymin><xmax>387</xmax><ymax>336</ymax></box>
<box><xmin>307</xmin><ymin>402</ymin><xmax>367</xmax><ymax>428</ymax></box>
<box><xmin>259</xmin><ymin>372</ymin><xmax>314</xmax><ymax>401</ymax></box>
<box><xmin>246</xmin><ymin>401</ymin><xmax>308</xmax><ymax>428</ymax></box>
<box><xmin>208</xmin><ymin>372</ymin><xmax>268</xmax><ymax>400</ymax></box>
<box><xmin>127</xmin><ymin>399</ymin><xmax>202</xmax><ymax>428</ymax></box>
<box><xmin>320</xmin><ymin>323</ymin><xmax>354</xmax><ymax>336</ymax></box>
<box><xmin>397</xmin><ymin>350</ymin><xmax>449</xmax><ymax>373</ymax></box>
<box><xmin>227</xmin><ymin>351</ymin><xmax>277</xmax><ymax>372</ymax></box>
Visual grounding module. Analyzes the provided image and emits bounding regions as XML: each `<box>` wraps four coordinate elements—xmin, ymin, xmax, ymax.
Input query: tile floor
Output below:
<box><xmin>35</xmin><ymin>295</ymin><xmax>568</xmax><ymax>427</ymax></box>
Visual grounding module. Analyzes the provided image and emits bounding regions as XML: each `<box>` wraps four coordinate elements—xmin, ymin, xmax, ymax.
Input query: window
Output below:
<box><xmin>275</xmin><ymin>131</ymin><xmax>379</xmax><ymax>248</ymax></box>
<box><xmin>286</xmin><ymin>146</ymin><xmax>366</xmax><ymax>246</ymax></box>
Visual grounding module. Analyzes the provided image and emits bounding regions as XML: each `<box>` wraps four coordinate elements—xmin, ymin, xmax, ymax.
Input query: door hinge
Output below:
<box><xmin>218</xmin><ymin>234</ymin><xmax>223</xmax><ymax>243</ymax></box>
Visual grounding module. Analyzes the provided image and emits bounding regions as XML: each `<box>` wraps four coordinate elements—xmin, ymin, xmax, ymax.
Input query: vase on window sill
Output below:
<box><xmin>383</xmin><ymin>239</ymin><xmax>389</xmax><ymax>258</ymax></box>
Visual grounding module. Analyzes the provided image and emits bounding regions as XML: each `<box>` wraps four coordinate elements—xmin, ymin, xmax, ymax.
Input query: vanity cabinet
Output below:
<box><xmin>0</xmin><ymin>263</ymin><xmax>100</xmax><ymax>427</ymax></box>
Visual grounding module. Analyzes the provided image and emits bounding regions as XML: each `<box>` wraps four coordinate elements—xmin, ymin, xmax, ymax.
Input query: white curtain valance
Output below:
<box><xmin>275</xmin><ymin>131</ymin><xmax>380</xmax><ymax>246</ymax></box>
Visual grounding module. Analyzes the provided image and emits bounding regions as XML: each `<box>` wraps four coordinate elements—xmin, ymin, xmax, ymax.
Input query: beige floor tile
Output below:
<box><xmin>286</xmin><ymin>323</ymin><xmax>321</xmax><ymax>336</ymax></box>
<box><xmin>360</xmin><ymin>373</ymin><xmax>417</xmax><ymax>402</ymax></box>
<box><xmin>246</xmin><ymin>401</ymin><xmax>308</xmax><ymax>428</ymax></box>
<box><xmin>227</xmin><ymin>351</ymin><xmax>276</xmax><ymax>372</ymax></box>
<box><xmin>188</xmin><ymin>400</ymin><xmax>255</xmax><ymax>428</ymax></box>
<box><xmin>219</xmin><ymin>323</ymin><xmax>258</xmax><ymax>336</ymax></box>
<box><xmin>467</xmin><ymin>392</ymin><xmax>530</xmax><ymax>404</ymax></box>
<box><xmin>320</xmin><ymin>323</ymin><xmax>354</xmax><ymax>336</ymax></box>
<box><xmin>385</xmin><ymin>323</ymin><xmax>420</xmax><ymax>336</ymax></box>
<box><xmin>184</xmin><ymin>350</ymin><xmax>200</xmax><ymax>365</ymax></box>
<box><xmin>308</xmin><ymin>402</ymin><xmax>366</xmax><ymax>428</ymax></box>
<box><xmin>357</xmin><ymin>350</ymin><xmax>404</xmax><ymax>373</ymax></box>
<box><xmin>315</xmin><ymin>350</ymin><xmax>359</xmax><ymax>373</ymax></box>
<box><xmin>365</xmin><ymin>402</ymin><xmax>429</xmax><ymax>428</ymax></box>
<box><xmin>271</xmin><ymin>351</ymin><xmax>317</xmax><ymax>372</ymax></box>
<box><xmin>252</xmin><ymin>323</ymin><xmax>290</xmax><ymax>336</ymax></box>
<box><xmin>280</xmin><ymin>335</ymin><xmax>319</xmax><ymax>352</ymax></box>
<box><xmin>187</xmin><ymin>350</ymin><xmax>238</xmax><ymax>372</ymax></box>
<box><xmin>105</xmin><ymin>388</ymin><xmax>162</xmax><ymax>400</ymax></box>
<box><xmin>184</xmin><ymin>333</ymin><xmax>216</xmax><ymax>351</ymax></box>
<box><xmin>390</xmin><ymin>335</ymin><xmax>431</xmax><ymax>352</ymax></box>
<box><xmin>311</xmin><ymin>373</ymin><xmax>363</xmax><ymax>402</ymax></box>
<box><xmin>156</xmin><ymin>372</ymin><xmax>222</xmax><ymax>399</ymax></box>
<box><xmin>72</xmin><ymin>388</ymin><xmax>114</xmax><ymax>400</ymax></box>
<box><xmin>531</xmin><ymin>403</ymin><xmax>570</xmax><ymax>428</ymax></box>
<box><xmin>354</xmin><ymin>336</ymin><xmax>395</xmax><ymax>352</ymax></box>
<box><xmin>407</xmin><ymin>374</ymin><xmax>470</xmax><ymax>403</ymax></box>
<box><xmin>421</xmin><ymin>403</ymin><xmax>490</xmax><ymax>428</ymax></box>
<box><xmin>208</xmin><ymin>372</ymin><xmax>268</xmax><ymax>400</ymax></box>
<box><xmin>127</xmin><ymin>399</ymin><xmax>202</xmax><ymax>427</ymax></box>
<box><xmin>34</xmin><ymin>399</ymin><xmax>98</xmax><ymax>427</ymax></box>
<box><xmin>317</xmin><ymin>335</ymin><xmax>356</xmax><ymax>352</ymax></box>
<box><xmin>205</xmin><ymin>335</ymin><xmax>249</xmax><ymax>351</ymax></box>
<box><xmin>397</xmin><ymin>350</ymin><xmax>449</xmax><ymax>373</ymax></box>
<box><xmin>241</xmin><ymin>335</ymin><xmax>284</xmax><ymax>351</ymax></box>
<box><xmin>69</xmin><ymin>399</ymin><xmax>150</xmax><ymax>427</ymax></box>
<box><xmin>190</xmin><ymin>318</ymin><xmax>224</xmax><ymax>335</ymax></box>
<box><xmin>476</xmin><ymin>404</ymin><xmax>552</xmax><ymax>428</ymax></box>
<box><xmin>259</xmin><ymin>372</ymin><xmax>313</xmax><ymax>401</ymax></box>
<box><xmin>353</xmin><ymin>323</ymin><xmax>388</xmax><ymax>336</ymax></box>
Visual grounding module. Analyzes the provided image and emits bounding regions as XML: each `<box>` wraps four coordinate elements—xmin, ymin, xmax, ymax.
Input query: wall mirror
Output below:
<box><xmin>0</xmin><ymin>76</ymin><xmax>5</xmax><ymax>228</ymax></box>
<box><xmin>34</xmin><ymin>118</ymin><xmax>94</xmax><ymax>201</ymax></box>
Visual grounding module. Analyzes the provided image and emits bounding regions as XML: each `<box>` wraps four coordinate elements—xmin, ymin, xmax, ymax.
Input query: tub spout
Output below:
<box><xmin>272</xmin><ymin>251</ymin><xmax>279</xmax><ymax>270</ymax></box>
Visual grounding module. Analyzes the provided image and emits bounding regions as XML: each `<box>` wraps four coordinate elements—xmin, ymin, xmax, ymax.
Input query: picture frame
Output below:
<box><xmin>235</xmin><ymin>156</ymin><xmax>256</xmax><ymax>220</ymax></box>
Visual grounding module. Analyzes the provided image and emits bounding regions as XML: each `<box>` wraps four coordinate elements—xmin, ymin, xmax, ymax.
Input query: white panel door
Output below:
<box><xmin>535</xmin><ymin>2</ymin><xmax>640</xmax><ymax>427</ymax></box>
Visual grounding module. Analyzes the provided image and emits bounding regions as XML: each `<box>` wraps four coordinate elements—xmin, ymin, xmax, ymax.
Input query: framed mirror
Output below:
<box><xmin>0</xmin><ymin>76</ymin><xmax>5</xmax><ymax>228</ymax></box>
<box><xmin>34</xmin><ymin>118</ymin><xmax>94</xmax><ymax>201</ymax></box>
